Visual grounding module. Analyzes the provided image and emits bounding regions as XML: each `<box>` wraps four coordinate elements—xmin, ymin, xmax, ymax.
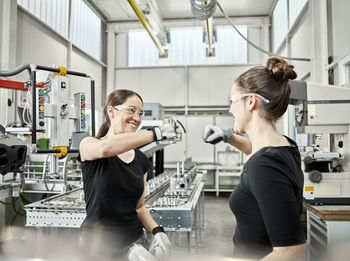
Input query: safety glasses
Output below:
<box><xmin>114</xmin><ymin>105</ymin><xmax>145</xmax><ymax>118</ymax></box>
<box><xmin>229</xmin><ymin>93</ymin><xmax>270</xmax><ymax>106</ymax></box>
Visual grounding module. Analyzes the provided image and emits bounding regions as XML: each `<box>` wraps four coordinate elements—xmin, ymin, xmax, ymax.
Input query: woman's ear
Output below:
<box><xmin>247</xmin><ymin>94</ymin><xmax>257</xmax><ymax>111</ymax></box>
<box><xmin>107</xmin><ymin>106</ymin><xmax>115</xmax><ymax>119</ymax></box>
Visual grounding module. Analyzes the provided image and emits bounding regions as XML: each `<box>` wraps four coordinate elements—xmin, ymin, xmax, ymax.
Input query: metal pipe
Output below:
<box><xmin>67</xmin><ymin>70</ymin><xmax>87</xmax><ymax>77</ymax></box>
<box><xmin>0</xmin><ymin>63</ymin><xmax>31</xmax><ymax>77</ymax></box>
<box><xmin>205</xmin><ymin>17</ymin><xmax>214</xmax><ymax>56</ymax></box>
<box><xmin>36</xmin><ymin>65</ymin><xmax>88</xmax><ymax>77</ymax></box>
<box><xmin>91</xmin><ymin>80</ymin><xmax>96</xmax><ymax>136</ymax></box>
<box><xmin>31</xmin><ymin>66</ymin><xmax>37</xmax><ymax>145</ymax></box>
<box><xmin>36</xmin><ymin>149</ymin><xmax>79</xmax><ymax>154</ymax></box>
<box><xmin>127</xmin><ymin>0</ymin><xmax>166</xmax><ymax>57</ymax></box>
<box><xmin>36</xmin><ymin>65</ymin><xmax>60</xmax><ymax>73</ymax></box>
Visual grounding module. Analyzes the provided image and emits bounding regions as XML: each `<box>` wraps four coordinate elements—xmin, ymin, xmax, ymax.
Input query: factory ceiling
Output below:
<box><xmin>89</xmin><ymin>0</ymin><xmax>276</xmax><ymax>22</ymax></box>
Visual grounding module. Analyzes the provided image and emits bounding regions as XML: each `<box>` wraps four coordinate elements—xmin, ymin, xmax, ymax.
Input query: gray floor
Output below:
<box><xmin>1</xmin><ymin>192</ymin><xmax>236</xmax><ymax>259</ymax></box>
<box><xmin>197</xmin><ymin>192</ymin><xmax>235</xmax><ymax>257</ymax></box>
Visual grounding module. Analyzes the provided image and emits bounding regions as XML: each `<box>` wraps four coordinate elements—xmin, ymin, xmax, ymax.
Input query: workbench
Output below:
<box><xmin>305</xmin><ymin>203</ymin><xmax>350</xmax><ymax>261</ymax></box>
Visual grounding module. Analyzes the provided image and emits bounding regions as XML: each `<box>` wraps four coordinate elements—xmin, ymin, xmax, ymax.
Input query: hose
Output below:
<box><xmin>176</xmin><ymin>120</ymin><xmax>187</xmax><ymax>134</ymax></box>
<box><xmin>0</xmin><ymin>63</ymin><xmax>31</xmax><ymax>77</ymax></box>
<box><xmin>216</xmin><ymin>2</ymin><xmax>310</xmax><ymax>62</ymax></box>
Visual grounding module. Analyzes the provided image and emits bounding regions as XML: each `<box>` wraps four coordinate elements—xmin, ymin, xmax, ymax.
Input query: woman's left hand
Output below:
<box><xmin>149</xmin><ymin>231</ymin><xmax>171</xmax><ymax>259</ymax></box>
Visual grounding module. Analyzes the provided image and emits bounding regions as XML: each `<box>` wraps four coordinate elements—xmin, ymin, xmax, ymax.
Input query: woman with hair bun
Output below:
<box><xmin>79</xmin><ymin>89</ymin><xmax>170</xmax><ymax>259</ymax></box>
<box><xmin>203</xmin><ymin>57</ymin><xmax>306</xmax><ymax>260</ymax></box>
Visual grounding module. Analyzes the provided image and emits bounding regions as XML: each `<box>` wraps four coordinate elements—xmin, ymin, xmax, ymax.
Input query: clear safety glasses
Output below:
<box><xmin>229</xmin><ymin>93</ymin><xmax>270</xmax><ymax>106</ymax></box>
<box><xmin>114</xmin><ymin>105</ymin><xmax>145</xmax><ymax>118</ymax></box>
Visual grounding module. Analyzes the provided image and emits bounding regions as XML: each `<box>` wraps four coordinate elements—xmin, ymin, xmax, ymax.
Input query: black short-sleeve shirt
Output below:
<box><xmin>229</xmin><ymin>136</ymin><xmax>305</xmax><ymax>259</ymax></box>
<box><xmin>80</xmin><ymin>148</ymin><xmax>151</xmax><ymax>248</ymax></box>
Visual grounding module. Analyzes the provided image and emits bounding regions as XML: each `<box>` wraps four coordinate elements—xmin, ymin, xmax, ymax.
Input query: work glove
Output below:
<box><xmin>128</xmin><ymin>244</ymin><xmax>157</xmax><ymax>261</ymax></box>
<box><xmin>149</xmin><ymin>226</ymin><xmax>171</xmax><ymax>259</ymax></box>
<box><xmin>149</xmin><ymin>127</ymin><xmax>163</xmax><ymax>141</ymax></box>
<box><xmin>160</xmin><ymin>123</ymin><xmax>176</xmax><ymax>140</ymax></box>
<box><xmin>202</xmin><ymin>124</ymin><xmax>234</xmax><ymax>144</ymax></box>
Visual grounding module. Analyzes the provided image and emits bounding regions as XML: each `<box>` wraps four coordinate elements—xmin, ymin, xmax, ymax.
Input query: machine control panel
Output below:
<box><xmin>74</xmin><ymin>92</ymin><xmax>87</xmax><ymax>131</ymax></box>
<box><xmin>36</xmin><ymin>88</ymin><xmax>45</xmax><ymax>130</ymax></box>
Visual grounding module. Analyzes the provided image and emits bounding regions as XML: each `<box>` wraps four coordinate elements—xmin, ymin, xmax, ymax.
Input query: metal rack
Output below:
<box><xmin>25</xmin><ymin>167</ymin><xmax>205</xmax><ymax>228</ymax></box>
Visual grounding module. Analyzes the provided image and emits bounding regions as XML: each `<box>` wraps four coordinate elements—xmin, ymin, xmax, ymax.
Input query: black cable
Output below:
<box><xmin>176</xmin><ymin>120</ymin><xmax>187</xmax><ymax>133</ymax></box>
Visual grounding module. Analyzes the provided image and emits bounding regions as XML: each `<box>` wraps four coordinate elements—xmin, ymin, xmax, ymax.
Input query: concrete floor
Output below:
<box><xmin>197</xmin><ymin>192</ymin><xmax>235</xmax><ymax>257</ymax></box>
<box><xmin>1</xmin><ymin>192</ymin><xmax>236</xmax><ymax>260</ymax></box>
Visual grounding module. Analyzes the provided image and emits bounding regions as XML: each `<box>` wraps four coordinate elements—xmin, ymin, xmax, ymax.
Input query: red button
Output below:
<box><xmin>40</xmin><ymin>98</ymin><xmax>44</xmax><ymax>103</ymax></box>
<box><xmin>82</xmin><ymin>103</ymin><xmax>85</xmax><ymax>108</ymax></box>
<box><xmin>310</xmin><ymin>116</ymin><xmax>314</xmax><ymax>119</ymax></box>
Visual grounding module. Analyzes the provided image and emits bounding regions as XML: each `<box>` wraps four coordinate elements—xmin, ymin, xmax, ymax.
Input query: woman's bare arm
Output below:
<box><xmin>79</xmin><ymin>131</ymin><xmax>154</xmax><ymax>161</ymax></box>
<box><xmin>228</xmin><ymin>134</ymin><xmax>252</xmax><ymax>155</ymax></box>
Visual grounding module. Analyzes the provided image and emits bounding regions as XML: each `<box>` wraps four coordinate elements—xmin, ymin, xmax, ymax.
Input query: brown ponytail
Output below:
<box><xmin>96</xmin><ymin>89</ymin><xmax>143</xmax><ymax>138</ymax></box>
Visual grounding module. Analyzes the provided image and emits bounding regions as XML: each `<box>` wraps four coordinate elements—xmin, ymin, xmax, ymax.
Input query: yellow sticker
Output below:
<box><xmin>305</xmin><ymin>186</ymin><xmax>314</xmax><ymax>191</ymax></box>
<box><xmin>308</xmin><ymin>105</ymin><xmax>316</xmax><ymax>117</ymax></box>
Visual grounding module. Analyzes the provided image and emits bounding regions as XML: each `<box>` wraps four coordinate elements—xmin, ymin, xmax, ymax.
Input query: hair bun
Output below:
<box><xmin>266</xmin><ymin>57</ymin><xmax>297</xmax><ymax>81</ymax></box>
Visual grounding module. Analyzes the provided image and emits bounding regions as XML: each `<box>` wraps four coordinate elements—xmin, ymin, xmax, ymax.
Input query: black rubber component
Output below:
<box><xmin>309</xmin><ymin>170</ymin><xmax>322</xmax><ymax>183</ymax></box>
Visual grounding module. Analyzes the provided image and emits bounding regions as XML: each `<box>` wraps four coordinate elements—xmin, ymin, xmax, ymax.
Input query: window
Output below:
<box><xmin>72</xmin><ymin>0</ymin><xmax>102</xmax><ymax>61</ymax></box>
<box><xmin>17</xmin><ymin>0</ymin><xmax>69</xmax><ymax>38</ymax></box>
<box><xmin>289</xmin><ymin>0</ymin><xmax>308</xmax><ymax>26</ymax></box>
<box><xmin>17</xmin><ymin>0</ymin><xmax>102</xmax><ymax>61</ymax></box>
<box><xmin>272</xmin><ymin>0</ymin><xmax>308</xmax><ymax>52</ymax></box>
<box><xmin>128</xmin><ymin>26</ymin><xmax>248</xmax><ymax>67</ymax></box>
<box><xmin>272</xmin><ymin>0</ymin><xmax>288</xmax><ymax>52</ymax></box>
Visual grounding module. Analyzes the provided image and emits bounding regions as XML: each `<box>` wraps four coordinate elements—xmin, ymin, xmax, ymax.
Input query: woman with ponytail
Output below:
<box><xmin>203</xmin><ymin>58</ymin><xmax>306</xmax><ymax>261</ymax></box>
<box><xmin>79</xmin><ymin>89</ymin><xmax>170</xmax><ymax>259</ymax></box>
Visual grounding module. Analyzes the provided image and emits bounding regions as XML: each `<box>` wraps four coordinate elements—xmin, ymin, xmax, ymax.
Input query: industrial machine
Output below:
<box><xmin>0</xmin><ymin>64</ymin><xmax>96</xmax><ymax>195</ymax></box>
<box><xmin>290</xmin><ymin>81</ymin><xmax>350</xmax><ymax>204</ymax></box>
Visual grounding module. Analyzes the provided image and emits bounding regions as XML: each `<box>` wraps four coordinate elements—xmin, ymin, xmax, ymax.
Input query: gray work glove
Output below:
<box><xmin>202</xmin><ymin>124</ymin><xmax>234</xmax><ymax>144</ymax></box>
<box><xmin>149</xmin><ymin>228</ymin><xmax>171</xmax><ymax>259</ymax></box>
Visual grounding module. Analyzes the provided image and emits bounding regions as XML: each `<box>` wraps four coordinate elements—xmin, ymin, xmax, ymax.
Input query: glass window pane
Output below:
<box><xmin>17</xmin><ymin>0</ymin><xmax>69</xmax><ymax>38</ymax></box>
<box><xmin>128</xmin><ymin>26</ymin><xmax>248</xmax><ymax>67</ymax></box>
<box><xmin>272</xmin><ymin>0</ymin><xmax>288</xmax><ymax>52</ymax></box>
<box><xmin>71</xmin><ymin>0</ymin><xmax>102</xmax><ymax>61</ymax></box>
<box><xmin>289</xmin><ymin>0</ymin><xmax>307</xmax><ymax>27</ymax></box>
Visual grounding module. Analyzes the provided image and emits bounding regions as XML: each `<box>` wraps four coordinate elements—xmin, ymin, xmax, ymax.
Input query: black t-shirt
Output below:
<box><xmin>80</xmin><ymin>148</ymin><xmax>151</xmax><ymax>248</ymax></box>
<box><xmin>229</xmin><ymin>136</ymin><xmax>305</xmax><ymax>259</ymax></box>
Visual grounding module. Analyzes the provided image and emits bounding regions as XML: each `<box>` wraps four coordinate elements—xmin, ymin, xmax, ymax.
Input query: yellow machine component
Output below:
<box><xmin>305</xmin><ymin>186</ymin><xmax>314</xmax><ymax>192</ymax></box>
<box><xmin>127</xmin><ymin>0</ymin><xmax>166</xmax><ymax>57</ymax></box>
<box><xmin>205</xmin><ymin>17</ymin><xmax>214</xmax><ymax>56</ymax></box>
<box><xmin>53</xmin><ymin>146</ymin><xmax>68</xmax><ymax>156</ymax></box>
<box><xmin>56</xmin><ymin>67</ymin><xmax>67</xmax><ymax>76</ymax></box>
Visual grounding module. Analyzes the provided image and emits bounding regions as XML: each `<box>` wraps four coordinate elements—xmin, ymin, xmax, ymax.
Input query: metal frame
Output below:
<box><xmin>306</xmin><ymin>209</ymin><xmax>350</xmax><ymax>261</ymax></box>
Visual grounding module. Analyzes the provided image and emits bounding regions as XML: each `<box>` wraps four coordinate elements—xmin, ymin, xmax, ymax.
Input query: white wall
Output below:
<box><xmin>16</xmin><ymin>10</ymin><xmax>68</xmax><ymax>71</ymax></box>
<box><xmin>116</xmin><ymin>67</ymin><xmax>187</xmax><ymax>106</ymax></box>
<box><xmin>115</xmin><ymin>65</ymin><xmax>254</xmax><ymax>107</ymax></box>
<box><xmin>164</xmin><ymin>115</ymin><xmax>235</xmax><ymax>164</ymax></box>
